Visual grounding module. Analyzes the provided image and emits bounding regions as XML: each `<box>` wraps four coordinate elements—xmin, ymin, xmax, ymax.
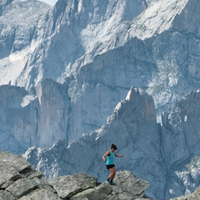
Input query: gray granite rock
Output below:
<box><xmin>70</xmin><ymin>183</ymin><xmax>113</xmax><ymax>200</ymax></box>
<box><xmin>0</xmin><ymin>151</ymin><xmax>31</xmax><ymax>187</ymax></box>
<box><xmin>0</xmin><ymin>190</ymin><xmax>15</xmax><ymax>200</ymax></box>
<box><xmin>0</xmin><ymin>151</ymin><xmax>62</xmax><ymax>200</ymax></box>
<box><xmin>108</xmin><ymin>170</ymin><xmax>149</xmax><ymax>199</ymax></box>
<box><xmin>49</xmin><ymin>173</ymin><xmax>97</xmax><ymax>199</ymax></box>
<box><xmin>68</xmin><ymin>171</ymin><xmax>150</xmax><ymax>200</ymax></box>
<box><xmin>18</xmin><ymin>189</ymin><xmax>62</xmax><ymax>200</ymax></box>
<box><xmin>6</xmin><ymin>178</ymin><xmax>38</xmax><ymax>198</ymax></box>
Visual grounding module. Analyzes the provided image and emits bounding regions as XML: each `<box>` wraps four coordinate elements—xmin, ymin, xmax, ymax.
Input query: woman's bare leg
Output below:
<box><xmin>108</xmin><ymin>167</ymin><xmax>116</xmax><ymax>180</ymax></box>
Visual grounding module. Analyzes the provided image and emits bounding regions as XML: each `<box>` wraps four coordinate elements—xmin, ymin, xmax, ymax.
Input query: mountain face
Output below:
<box><xmin>1</xmin><ymin>0</ymin><xmax>200</xmax><ymax>199</ymax></box>
<box><xmin>1</xmin><ymin>0</ymin><xmax>200</xmax><ymax>143</ymax></box>
<box><xmin>0</xmin><ymin>0</ymin><xmax>147</xmax><ymax>88</ymax></box>
<box><xmin>0</xmin><ymin>0</ymin><xmax>51</xmax><ymax>86</ymax></box>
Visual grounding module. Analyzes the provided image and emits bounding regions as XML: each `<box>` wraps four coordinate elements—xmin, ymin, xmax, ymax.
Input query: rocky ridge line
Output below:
<box><xmin>0</xmin><ymin>151</ymin><xmax>150</xmax><ymax>200</ymax></box>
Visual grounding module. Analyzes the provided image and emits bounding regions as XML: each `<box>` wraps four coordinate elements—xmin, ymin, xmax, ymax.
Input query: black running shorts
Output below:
<box><xmin>106</xmin><ymin>164</ymin><xmax>115</xmax><ymax>169</ymax></box>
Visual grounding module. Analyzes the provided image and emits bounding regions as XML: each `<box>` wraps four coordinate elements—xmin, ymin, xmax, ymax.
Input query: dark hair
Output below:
<box><xmin>111</xmin><ymin>143</ymin><xmax>117</xmax><ymax>150</ymax></box>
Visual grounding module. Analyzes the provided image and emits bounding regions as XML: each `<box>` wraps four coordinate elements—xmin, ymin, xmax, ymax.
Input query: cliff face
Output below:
<box><xmin>0</xmin><ymin>0</ymin><xmax>51</xmax><ymax>87</ymax></box>
<box><xmin>65</xmin><ymin>0</ymin><xmax>200</xmax><ymax>137</ymax></box>
<box><xmin>0</xmin><ymin>79</ymin><xmax>70</xmax><ymax>153</ymax></box>
<box><xmin>160</xmin><ymin>90</ymin><xmax>200</xmax><ymax>198</ymax></box>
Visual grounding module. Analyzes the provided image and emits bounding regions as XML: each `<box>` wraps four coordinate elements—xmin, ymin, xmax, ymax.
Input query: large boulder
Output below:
<box><xmin>49</xmin><ymin>170</ymin><xmax>149</xmax><ymax>200</ymax></box>
<box><xmin>49</xmin><ymin>173</ymin><xmax>98</xmax><ymax>199</ymax></box>
<box><xmin>70</xmin><ymin>184</ymin><xmax>112</xmax><ymax>200</ymax></box>
<box><xmin>109</xmin><ymin>170</ymin><xmax>149</xmax><ymax>199</ymax></box>
<box><xmin>0</xmin><ymin>151</ymin><xmax>61</xmax><ymax>200</ymax></box>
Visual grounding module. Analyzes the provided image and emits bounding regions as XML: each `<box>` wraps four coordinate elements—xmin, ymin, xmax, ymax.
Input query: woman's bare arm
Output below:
<box><xmin>102</xmin><ymin>151</ymin><xmax>110</xmax><ymax>162</ymax></box>
<box><xmin>115</xmin><ymin>154</ymin><xmax>124</xmax><ymax>157</ymax></box>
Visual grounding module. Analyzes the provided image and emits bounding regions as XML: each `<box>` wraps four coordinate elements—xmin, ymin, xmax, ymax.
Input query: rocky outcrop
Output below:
<box><xmin>0</xmin><ymin>151</ymin><xmax>57</xmax><ymax>200</ymax></box>
<box><xmin>0</xmin><ymin>79</ymin><xmax>70</xmax><ymax>153</ymax></box>
<box><xmin>0</xmin><ymin>151</ymin><xmax>150</xmax><ymax>200</ymax></box>
<box><xmin>49</xmin><ymin>170</ymin><xmax>150</xmax><ymax>200</ymax></box>
<box><xmin>49</xmin><ymin>173</ymin><xmax>98</xmax><ymax>199</ymax></box>
<box><xmin>106</xmin><ymin>170</ymin><xmax>149</xmax><ymax>200</ymax></box>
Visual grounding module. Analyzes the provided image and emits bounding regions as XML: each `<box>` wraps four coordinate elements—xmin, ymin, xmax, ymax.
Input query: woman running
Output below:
<box><xmin>102</xmin><ymin>143</ymin><xmax>124</xmax><ymax>185</ymax></box>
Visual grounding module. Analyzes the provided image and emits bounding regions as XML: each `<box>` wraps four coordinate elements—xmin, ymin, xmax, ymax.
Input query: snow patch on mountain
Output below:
<box><xmin>21</xmin><ymin>94</ymin><xmax>37</xmax><ymax>107</ymax></box>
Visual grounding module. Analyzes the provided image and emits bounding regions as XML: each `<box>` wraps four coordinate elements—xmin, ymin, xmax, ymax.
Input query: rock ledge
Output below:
<box><xmin>0</xmin><ymin>151</ymin><xmax>151</xmax><ymax>200</ymax></box>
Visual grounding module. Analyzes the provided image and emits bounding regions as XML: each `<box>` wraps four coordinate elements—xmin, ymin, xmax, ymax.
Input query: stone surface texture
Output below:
<box><xmin>49</xmin><ymin>173</ymin><xmax>97</xmax><ymax>199</ymax></box>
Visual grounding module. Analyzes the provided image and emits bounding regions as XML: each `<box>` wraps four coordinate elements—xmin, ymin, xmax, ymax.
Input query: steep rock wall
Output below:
<box><xmin>0</xmin><ymin>79</ymin><xmax>70</xmax><ymax>153</ymax></box>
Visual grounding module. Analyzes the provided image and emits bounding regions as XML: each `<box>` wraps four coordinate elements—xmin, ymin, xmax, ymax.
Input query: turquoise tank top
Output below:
<box><xmin>106</xmin><ymin>151</ymin><xmax>115</xmax><ymax>165</ymax></box>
